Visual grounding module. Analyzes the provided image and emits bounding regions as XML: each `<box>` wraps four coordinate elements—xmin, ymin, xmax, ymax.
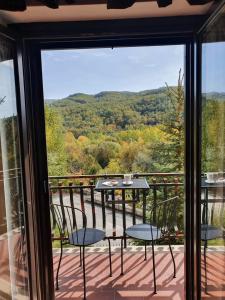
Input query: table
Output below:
<box><xmin>201</xmin><ymin>177</ymin><xmax>225</xmax><ymax>189</ymax></box>
<box><xmin>95</xmin><ymin>178</ymin><xmax>150</xmax><ymax>204</ymax></box>
<box><xmin>201</xmin><ymin>177</ymin><xmax>225</xmax><ymax>203</ymax></box>
<box><xmin>95</xmin><ymin>178</ymin><xmax>150</xmax><ymax>245</ymax></box>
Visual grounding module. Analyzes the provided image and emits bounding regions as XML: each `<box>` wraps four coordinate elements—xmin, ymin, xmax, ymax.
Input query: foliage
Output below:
<box><xmin>161</xmin><ymin>69</ymin><xmax>184</xmax><ymax>171</ymax></box>
<box><xmin>45</xmin><ymin>70</ymin><xmax>225</xmax><ymax>176</ymax></box>
<box><xmin>45</xmin><ymin>81</ymin><xmax>186</xmax><ymax>176</ymax></box>
<box><xmin>45</xmin><ymin>105</ymin><xmax>68</xmax><ymax>176</ymax></box>
<box><xmin>202</xmin><ymin>98</ymin><xmax>225</xmax><ymax>172</ymax></box>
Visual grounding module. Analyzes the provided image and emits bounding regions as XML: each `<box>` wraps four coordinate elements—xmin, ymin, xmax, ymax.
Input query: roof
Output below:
<box><xmin>0</xmin><ymin>0</ymin><xmax>213</xmax><ymax>25</ymax></box>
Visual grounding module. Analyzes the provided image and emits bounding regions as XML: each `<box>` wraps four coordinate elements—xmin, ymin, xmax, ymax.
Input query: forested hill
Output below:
<box><xmin>46</xmin><ymin>87</ymin><xmax>173</xmax><ymax>138</ymax></box>
<box><xmin>44</xmin><ymin>79</ymin><xmax>225</xmax><ymax>176</ymax></box>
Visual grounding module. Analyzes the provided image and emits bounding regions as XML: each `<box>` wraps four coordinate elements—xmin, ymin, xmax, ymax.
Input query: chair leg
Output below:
<box><xmin>124</xmin><ymin>235</ymin><xmax>127</xmax><ymax>249</ymax></box>
<box><xmin>82</xmin><ymin>246</ymin><xmax>87</xmax><ymax>300</ymax></box>
<box><xmin>121</xmin><ymin>237</ymin><xmax>124</xmax><ymax>275</ymax></box>
<box><xmin>204</xmin><ymin>241</ymin><xmax>207</xmax><ymax>294</ymax></box>
<box><xmin>80</xmin><ymin>246</ymin><xmax>82</xmax><ymax>267</ymax></box>
<box><xmin>144</xmin><ymin>241</ymin><xmax>147</xmax><ymax>261</ymax></box>
<box><xmin>168</xmin><ymin>241</ymin><xmax>176</xmax><ymax>278</ymax></box>
<box><xmin>56</xmin><ymin>240</ymin><xmax>63</xmax><ymax>290</ymax></box>
<box><xmin>151</xmin><ymin>240</ymin><xmax>157</xmax><ymax>294</ymax></box>
<box><xmin>108</xmin><ymin>238</ymin><xmax>112</xmax><ymax>277</ymax></box>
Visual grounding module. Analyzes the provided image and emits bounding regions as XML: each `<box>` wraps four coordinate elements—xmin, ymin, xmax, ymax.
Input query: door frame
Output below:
<box><xmin>0</xmin><ymin>26</ymin><xmax>36</xmax><ymax>299</ymax></box>
<box><xmin>13</xmin><ymin>15</ymin><xmax>211</xmax><ymax>300</ymax></box>
<box><xmin>194</xmin><ymin>1</ymin><xmax>225</xmax><ymax>298</ymax></box>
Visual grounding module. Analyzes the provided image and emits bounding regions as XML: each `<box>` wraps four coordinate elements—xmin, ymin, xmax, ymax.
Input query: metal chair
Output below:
<box><xmin>51</xmin><ymin>203</ymin><xmax>112</xmax><ymax>300</ymax></box>
<box><xmin>121</xmin><ymin>196</ymin><xmax>179</xmax><ymax>294</ymax></box>
<box><xmin>201</xmin><ymin>198</ymin><xmax>225</xmax><ymax>293</ymax></box>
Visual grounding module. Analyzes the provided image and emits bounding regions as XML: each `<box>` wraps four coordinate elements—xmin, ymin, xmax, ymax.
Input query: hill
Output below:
<box><xmin>46</xmin><ymin>87</ymin><xmax>171</xmax><ymax>138</ymax></box>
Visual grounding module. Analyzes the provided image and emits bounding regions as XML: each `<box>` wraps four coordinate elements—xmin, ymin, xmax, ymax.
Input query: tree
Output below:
<box><xmin>202</xmin><ymin>99</ymin><xmax>225</xmax><ymax>172</ymax></box>
<box><xmin>161</xmin><ymin>69</ymin><xmax>184</xmax><ymax>172</ymax></box>
<box><xmin>45</xmin><ymin>105</ymin><xmax>68</xmax><ymax>176</ymax></box>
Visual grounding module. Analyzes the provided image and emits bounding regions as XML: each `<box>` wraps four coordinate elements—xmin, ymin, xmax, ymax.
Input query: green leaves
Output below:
<box><xmin>45</xmin><ymin>78</ymin><xmax>186</xmax><ymax>176</ymax></box>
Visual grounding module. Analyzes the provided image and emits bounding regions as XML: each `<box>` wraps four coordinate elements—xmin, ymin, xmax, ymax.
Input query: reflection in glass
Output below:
<box><xmin>201</xmin><ymin>9</ymin><xmax>225</xmax><ymax>300</ymax></box>
<box><xmin>0</xmin><ymin>39</ymin><xmax>29</xmax><ymax>298</ymax></box>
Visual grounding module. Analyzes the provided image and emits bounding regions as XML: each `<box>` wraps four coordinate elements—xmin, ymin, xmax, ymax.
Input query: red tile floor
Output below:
<box><xmin>53</xmin><ymin>246</ymin><xmax>184</xmax><ymax>300</ymax></box>
<box><xmin>54</xmin><ymin>246</ymin><xmax>225</xmax><ymax>300</ymax></box>
<box><xmin>201</xmin><ymin>251</ymin><xmax>225</xmax><ymax>300</ymax></box>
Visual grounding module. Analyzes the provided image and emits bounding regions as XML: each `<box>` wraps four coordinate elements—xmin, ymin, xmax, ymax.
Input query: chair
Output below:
<box><xmin>51</xmin><ymin>203</ymin><xmax>112</xmax><ymax>300</ymax></box>
<box><xmin>121</xmin><ymin>196</ymin><xmax>179</xmax><ymax>294</ymax></box>
<box><xmin>201</xmin><ymin>197</ymin><xmax>225</xmax><ymax>293</ymax></box>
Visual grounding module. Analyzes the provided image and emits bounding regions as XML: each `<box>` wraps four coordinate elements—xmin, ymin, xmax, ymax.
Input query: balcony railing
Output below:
<box><xmin>49</xmin><ymin>173</ymin><xmax>184</xmax><ymax>243</ymax></box>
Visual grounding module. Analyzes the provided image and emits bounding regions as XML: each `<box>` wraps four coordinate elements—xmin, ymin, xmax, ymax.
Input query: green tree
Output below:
<box><xmin>45</xmin><ymin>105</ymin><xmax>68</xmax><ymax>176</ymax></box>
<box><xmin>202</xmin><ymin>99</ymin><xmax>225</xmax><ymax>172</ymax></box>
<box><xmin>161</xmin><ymin>69</ymin><xmax>184</xmax><ymax>171</ymax></box>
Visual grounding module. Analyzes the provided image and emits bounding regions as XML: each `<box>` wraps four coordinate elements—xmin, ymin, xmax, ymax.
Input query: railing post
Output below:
<box><xmin>49</xmin><ymin>182</ymin><xmax>56</xmax><ymax>228</ymax></box>
<box><xmin>111</xmin><ymin>190</ymin><xmax>116</xmax><ymax>237</ymax></box>
<box><xmin>174</xmin><ymin>177</ymin><xmax>179</xmax><ymax>226</ymax></box>
<box><xmin>49</xmin><ymin>181</ymin><xmax>52</xmax><ymax>206</ymax></box>
<box><xmin>90</xmin><ymin>180</ymin><xmax>96</xmax><ymax>228</ymax></box>
<box><xmin>58</xmin><ymin>182</ymin><xmax>66</xmax><ymax>229</ymax></box>
<box><xmin>143</xmin><ymin>189</ymin><xmax>147</xmax><ymax>224</ymax></box>
<box><xmin>163</xmin><ymin>178</ymin><xmax>168</xmax><ymax>225</ymax></box>
<box><xmin>122</xmin><ymin>189</ymin><xmax>126</xmax><ymax>247</ymax></box>
<box><xmin>101</xmin><ymin>191</ymin><xmax>106</xmax><ymax>230</ymax></box>
<box><xmin>69</xmin><ymin>182</ymin><xmax>76</xmax><ymax>228</ymax></box>
<box><xmin>153</xmin><ymin>178</ymin><xmax>157</xmax><ymax>224</ymax></box>
<box><xmin>79</xmin><ymin>181</ymin><xmax>85</xmax><ymax>227</ymax></box>
<box><xmin>132</xmin><ymin>189</ymin><xmax>136</xmax><ymax>225</ymax></box>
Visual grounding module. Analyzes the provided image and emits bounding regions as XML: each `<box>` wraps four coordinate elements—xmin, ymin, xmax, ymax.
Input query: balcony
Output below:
<box><xmin>49</xmin><ymin>172</ymin><xmax>225</xmax><ymax>299</ymax></box>
<box><xmin>50</xmin><ymin>173</ymin><xmax>185</xmax><ymax>299</ymax></box>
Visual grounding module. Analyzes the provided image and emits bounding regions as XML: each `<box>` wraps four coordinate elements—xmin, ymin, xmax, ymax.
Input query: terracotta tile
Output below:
<box><xmin>54</xmin><ymin>251</ymin><xmax>185</xmax><ymax>300</ymax></box>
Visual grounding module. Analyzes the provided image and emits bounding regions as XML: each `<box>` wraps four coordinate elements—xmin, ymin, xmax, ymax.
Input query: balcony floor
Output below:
<box><xmin>53</xmin><ymin>246</ymin><xmax>184</xmax><ymax>300</ymax></box>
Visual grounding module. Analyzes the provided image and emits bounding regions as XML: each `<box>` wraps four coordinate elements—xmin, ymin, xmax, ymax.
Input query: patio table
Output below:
<box><xmin>201</xmin><ymin>177</ymin><xmax>225</xmax><ymax>225</ymax></box>
<box><xmin>201</xmin><ymin>177</ymin><xmax>225</xmax><ymax>203</ymax></box>
<box><xmin>95</xmin><ymin>178</ymin><xmax>150</xmax><ymax>204</ymax></box>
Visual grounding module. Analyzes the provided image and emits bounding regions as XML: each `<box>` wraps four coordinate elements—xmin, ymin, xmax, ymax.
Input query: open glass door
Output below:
<box><xmin>0</xmin><ymin>34</ymin><xmax>30</xmax><ymax>298</ymax></box>
<box><xmin>41</xmin><ymin>44</ymin><xmax>185</xmax><ymax>299</ymax></box>
<box><xmin>200</xmin><ymin>5</ymin><xmax>225</xmax><ymax>300</ymax></box>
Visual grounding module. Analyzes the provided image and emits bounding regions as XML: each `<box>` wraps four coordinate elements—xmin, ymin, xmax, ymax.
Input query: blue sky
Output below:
<box><xmin>41</xmin><ymin>45</ymin><xmax>185</xmax><ymax>99</ymax></box>
<box><xmin>0</xmin><ymin>60</ymin><xmax>17</xmax><ymax>118</ymax></box>
<box><xmin>202</xmin><ymin>42</ymin><xmax>225</xmax><ymax>94</ymax></box>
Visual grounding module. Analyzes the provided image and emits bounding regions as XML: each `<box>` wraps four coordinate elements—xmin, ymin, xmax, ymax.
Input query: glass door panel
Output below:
<box><xmin>201</xmin><ymin>7</ymin><xmax>225</xmax><ymax>300</ymax></box>
<box><xmin>0</xmin><ymin>36</ymin><xmax>29</xmax><ymax>299</ymax></box>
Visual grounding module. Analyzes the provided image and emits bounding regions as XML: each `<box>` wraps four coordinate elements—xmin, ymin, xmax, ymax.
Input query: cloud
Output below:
<box><xmin>127</xmin><ymin>55</ymin><xmax>142</xmax><ymax>64</ymax></box>
<box><xmin>92</xmin><ymin>51</ymin><xmax>112</xmax><ymax>57</ymax></box>
<box><xmin>145</xmin><ymin>63</ymin><xmax>157</xmax><ymax>68</ymax></box>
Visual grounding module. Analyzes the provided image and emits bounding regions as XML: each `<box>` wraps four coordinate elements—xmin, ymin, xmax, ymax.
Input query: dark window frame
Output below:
<box><xmin>8</xmin><ymin>13</ymin><xmax>220</xmax><ymax>299</ymax></box>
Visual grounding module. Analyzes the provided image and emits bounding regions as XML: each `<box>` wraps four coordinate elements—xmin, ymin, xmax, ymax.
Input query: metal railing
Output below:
<box><xmin>49</xmin><ymin>173</ymin><xmax>184</xmax><ymax>240</ymax></box>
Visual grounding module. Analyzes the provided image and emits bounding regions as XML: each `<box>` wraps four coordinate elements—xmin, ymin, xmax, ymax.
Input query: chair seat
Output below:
<box><xmin>125</xmin><ymin>224</ymin><xmax>161</xmax><ymax>241</ymax></box>
<box><xmin>69</xmin><ymin>228</ymin><xmax>105</xmax><ymax>246</ymax></box>
<box><xmin>201</xmin><ymin>224</ymin><xmax>223</xmax><ymax>241</ymax></box>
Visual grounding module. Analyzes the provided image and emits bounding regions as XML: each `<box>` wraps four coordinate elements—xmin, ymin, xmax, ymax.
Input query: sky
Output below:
<box><xmin>41</xmin><ymin>45</ymin><xmax>185</xmax><ymax>100</ymax></box>
<box><xmin>202</xmin><ymin>41</ymin><xmax>225</xmax><ymax>94</ymax></box>
<box><xmin>1</xmin><ymin>43</ymin><xmax>225</xmax><ymax>118</ymax></box>
<box><xmin>0</xmin><ymin>60</ymin><xmax>17</xmax><ymax>118</ymax></box>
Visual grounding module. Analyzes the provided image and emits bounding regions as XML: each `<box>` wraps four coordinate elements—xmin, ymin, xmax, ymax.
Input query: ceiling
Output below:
<box><xmin>0</xmin><ymin>0</ymin><xmax>213</xmax><ymax>25</ymax></box>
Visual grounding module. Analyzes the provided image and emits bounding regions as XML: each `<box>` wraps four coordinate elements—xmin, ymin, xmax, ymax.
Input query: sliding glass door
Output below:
<box><xmin>0</xmin><ymin>35</ymin><xmax>30</xmax><ymax>299</ymax></box>
<box><xmin>200</xmin><ymin>6</ymin><xmax>225</xmax><ymax>300</ymax></box>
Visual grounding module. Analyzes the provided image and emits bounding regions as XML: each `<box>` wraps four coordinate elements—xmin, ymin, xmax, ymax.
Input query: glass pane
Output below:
<box><xmin>42</xmin><ymin>45</ymin><xmax>185</xmax><ymax>300</ymax></box>
<box><xmin>201</xmin><ymin>8</ymin><xmax>225</xmax><ymax>300</ymax></box>
<box><xmin>0</xmin><ymin>37</ymin><xmax>29</xmax><ymax>298</ymax></box>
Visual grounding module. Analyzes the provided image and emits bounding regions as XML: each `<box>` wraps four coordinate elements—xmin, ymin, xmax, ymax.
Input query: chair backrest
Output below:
<box><xmin>149</xmin><ymin>196</ymin><xmax>179</xmax><ymax>237</ymax></box>
<box><xmin>51</xmin><ymin>203</ymin><xmax>87</xmax><ymax>241</ymax></box>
